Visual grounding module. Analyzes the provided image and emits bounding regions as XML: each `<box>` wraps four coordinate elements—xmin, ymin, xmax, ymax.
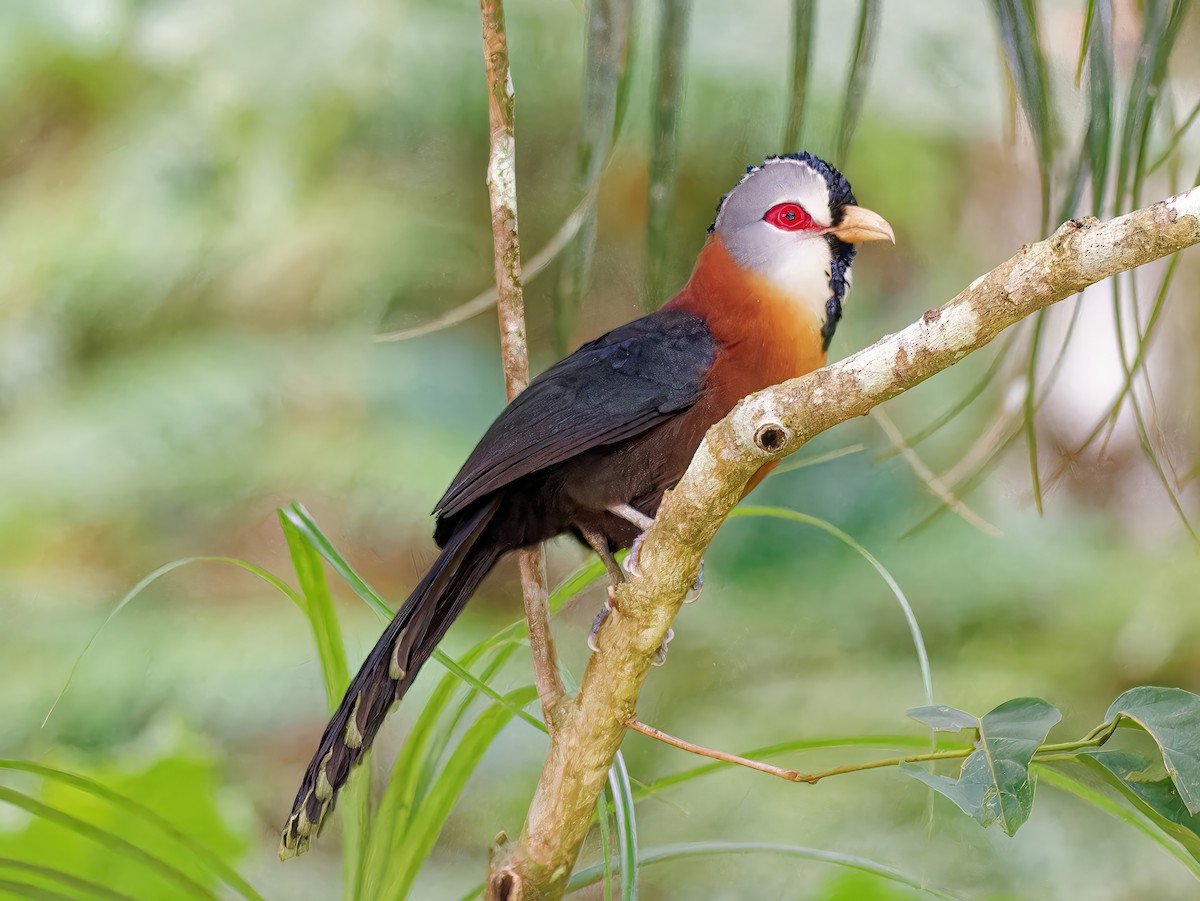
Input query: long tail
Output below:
<box><xmin>280</xmin><ymin>500</ymin><xmax>502</xmax><ymax>858</ymax></box>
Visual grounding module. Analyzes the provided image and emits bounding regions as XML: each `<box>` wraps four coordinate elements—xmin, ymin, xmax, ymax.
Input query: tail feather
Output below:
<box><xmin>280</xmin><ymin>501</ymin><xmax>502</xmax><ymax>858</ymax></box>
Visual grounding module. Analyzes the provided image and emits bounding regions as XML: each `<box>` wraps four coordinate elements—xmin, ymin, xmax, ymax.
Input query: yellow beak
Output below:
<box><xmin>827</xmin><ymin>205</ymin><xmax>895</xmax><ymax>244</ymax></box>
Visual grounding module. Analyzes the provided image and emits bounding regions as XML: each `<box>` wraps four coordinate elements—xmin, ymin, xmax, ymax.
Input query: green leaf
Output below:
<box><xmin>374</xmin><ymin>686</ymin><xmax>541</xmax><ymax>899</ymax></box>
<box><xmin>907</xmin><ymin>706</ymin><xmax>979</xmax><ymax>733</ymax></box>
<box><xmin>1106</xmin><ymin>686</ymin><xmax>1200</xmax><ymax>814</ymax></box>
<box><xmin>901</xmin><ymin>697</ymin><xmax>1061</xmax><ymax>835</ymax></box>
<box><xmin>0</xmin><ymin>761</ymin><xmax>262</xmax><ymax>901</ymax></box>
<box><xmin>1079</xmin><ymin>750</ymin><xmax>1200</xmax><ymax>863</ymax></box>
<box><xmin>0</xmin><ymin>753</ymin><xmax>246</xmax><ymax>901</ymax></box>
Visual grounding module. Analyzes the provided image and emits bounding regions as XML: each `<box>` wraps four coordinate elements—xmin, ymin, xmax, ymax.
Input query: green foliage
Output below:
<box><xmin>902</xmin><ymin>698</ymin><xmax>1060</xmax><ymax>835</ymax></box>
<box><xmin>0</xmin><ymin>744</ymin><xmax>256</xmax><ymax>901</ymax></box>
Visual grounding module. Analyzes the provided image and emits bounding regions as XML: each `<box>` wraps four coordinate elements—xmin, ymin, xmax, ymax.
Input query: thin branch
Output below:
<box><xmin>372</xmin><ymin>201</ymin><xmax>590</xmax><ymax>343</ymax></box>
<box><xmin>625</xmin><ymin>718</ymin><xmax>809</xmax><ymax>782</ymax></box>
<box><xmin>626</xmin><ymin>717</ymin><xmax>1115</xmax><ymax>786</ymax></box>
<box><xmin>870</xmin><ymin>407</ymin><xmax>1003</xmax><ymax>537</ymax></box>
<box><xmin>498</xmin><ymin>188</ymin><xmax>1200</xmax><ymax>899</ymax></box>
<box><xmin>477</xmin><ymin>0</ymin><xmax>565</xmax><ymax>735</ymax></box>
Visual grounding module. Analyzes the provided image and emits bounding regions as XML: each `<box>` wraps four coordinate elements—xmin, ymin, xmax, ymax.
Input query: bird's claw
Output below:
<box><xmin>622</xmin><ymin>532</ymin><xmax>646</xmax><ymax>578</ymax></box>
<box><xmin>587</xmin><ymin>588</ymin><xmax>615</xmax><ymax>654</ymax></box>
<box><xmin>651</xmin><ymin>628</ymin><xmax>675</xmax><ymax>666</ymax></box>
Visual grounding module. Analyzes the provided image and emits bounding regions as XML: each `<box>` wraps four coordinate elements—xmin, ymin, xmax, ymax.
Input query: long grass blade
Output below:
<box><xmin>1115</xmin><ymin>0</ymin><xmax>1188</xmax><ymax>210</ymax></box>
<box><xmin>1037</xmin><ymin>764</ymin><xmax>1200</xmax><ymax>879</ymax></box>
<box><xmin>279</xmin><ymin>510</ymin><xmax>370</xmax><ymax>898</ymax></box>
<box><xmin>988</xmin><ymin>0</ymin><xmax>1055</xmax><ymax>228</ymax></box>
<box><xmin>1074</xmin><ymin>0</ymin><xmax>1096</xmax><ymax>87</ymax></box>
<box><xmin>279</xmin><ymin>511</ymin><xmax>350</xmax><ymax>706</ymax></box>
<box><xmin>1084</xmin><ymin>0</ymin><xmax>1113</xmax><ymax>215</ymax></box>
<box><xmin>44</xmin><ymin>556</ymin><xmax>301</xmax><ymax>728</ymax></box>
<box><xmin>364</xmin><ymin>642</ymin><xmax>510</xmax><ymax>891</ymax></box>
<box><xmin>554</xmin><ymin>0</ymin><xmax>633</xmax><ymax>351</ymax></box>
<box><xmin>374</xmin><ymin>686</ymin><xmax>541</xmax><ymax>899</ymax></box>
<box><xmin>0</xmin><ymin>878</ymin><xmax>77</xmax><ymax>901</ymax></box>
<box><xmin>567</xmin><ymin>841</ymin><xmax>966</xmax><ymax>900</ymax></box>
<box><xmin>0</xmin><ymin>762</ymin><xmax>264</xmax><ymax>901</ymax></box>
<box><xmin>836</xmin><ymin>0</ymin><xmax>882</xmax><ymax>163</ymax></box>
<box><xmin>597</xmin><ymin>788</ymin><xmax>614</xmax><ymax>901</ymax></box>
<box><xmin>876</xmin><ymin>332</ymin><xmax>1017</xmax><ymax>459</ymax></box>
<box><xmin>871</xmin><ymin>408</ymin><xmax>1003</xmax><ymax>536</ymax></box>
<box><xmin>0</xmin><ymin>857</ymin><xmax>137</xmax><ymax>901</ymax></box>
<box><xmin>730</xmin><ymin>507</ymin><xmax>933</xmax><ymax>707</ymax></box>
<box><xmin>1024</xmin><ymin>312</ymin><xmax>1045</xmax><ymax>514</ymax></box>
<box><xmin>1149</xmin><ymin>94</ymin><xmax>1200</xmax><ymax>174</ymax></box>
<box><xmin>0</xmin><ymin>787</ymin><xmax>218</xmax><ymax>901</ymax></box>
<box><xmin>645</xmin><ymin>0</ymin><xmax>692</xmax><ymax>308</ymax></box>
<box><xmin>783</xmin><ymin>0</ymin><xmax>816</xmax><ymax>150</ymax></box>
<box><xmin>279</xmin><ymin>503</ymin><xmax>546</xmax><ymax>730</ymax></box>
<box><xmin>609</xmin><ymin>750</ymin><xmax>639</xmax><ymax>901</ymax></box>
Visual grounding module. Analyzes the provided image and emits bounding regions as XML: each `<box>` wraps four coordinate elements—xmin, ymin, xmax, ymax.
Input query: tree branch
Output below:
<box><xmin>496</xmin><ymin>187</ymin><xmax>1200</xmax><ymax>899</ymax></box>
<box><xmin>478</xmin><ymin>0</ymin><xmax>565</xmax><ymax>731</ymax></box>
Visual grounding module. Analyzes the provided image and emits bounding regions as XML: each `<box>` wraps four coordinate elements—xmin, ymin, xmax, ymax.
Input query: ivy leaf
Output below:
<box><xmin>907</xmin><ymin>705</ymin><xmax>979</xmax><ymax>732</ymax></box>
<box><xmin>1106</xmin><ymin>686</ymin><xmax>1200</xmax><ymax>815</ymax></box>
<box><xmin>901</xmin><ymin>697</ymin><xmax>1060</xmax><ymax>836</ymax></box>
<box><xmin>1075</xmin><ymin>750</ymin><xmax>1200</xmax><ymax>864</ymax></box>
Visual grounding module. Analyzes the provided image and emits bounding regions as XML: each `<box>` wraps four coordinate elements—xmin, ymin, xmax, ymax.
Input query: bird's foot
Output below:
<box><xmin>587</xmin><ymin>587</ymin><xmax>616</xmax><ymax>654</ymax></box>
<box><xmin>652</xmin><ymin>628</ymin><xmax>675</xmax><ymax>666</ymax></box>
<box><xmin>622</xmin><ymin>532</ymin><xmax>646</xmax><ymax>578</ymax></box>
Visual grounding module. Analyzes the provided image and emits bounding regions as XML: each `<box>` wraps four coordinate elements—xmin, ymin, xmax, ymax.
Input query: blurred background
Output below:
<box><xmin>2</xmin><ymin>0</ymin><xmax>1200</xmax><ymax>898</ymax></box>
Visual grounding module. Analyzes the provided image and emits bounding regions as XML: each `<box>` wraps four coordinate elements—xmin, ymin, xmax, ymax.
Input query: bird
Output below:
<box><xmin>279</xmin><ymin>151</ymin><xmax>893</xmax><ymax>857</ymax></box>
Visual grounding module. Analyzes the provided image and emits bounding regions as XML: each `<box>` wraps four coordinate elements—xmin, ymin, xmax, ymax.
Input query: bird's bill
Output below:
<box><xmin>827</xmin><ymin>206</ymin><xmax>895</xmax><ymax>244</ymax></box>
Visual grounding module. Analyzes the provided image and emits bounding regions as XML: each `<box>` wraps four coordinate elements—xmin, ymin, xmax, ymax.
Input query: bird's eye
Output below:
<box><xmin>763</xmin><ymin>202</ymin><xmax>815</xmax><ymax>232</ymax></box>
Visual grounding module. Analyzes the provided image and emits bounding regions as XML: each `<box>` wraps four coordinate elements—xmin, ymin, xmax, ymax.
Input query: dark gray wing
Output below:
<box><xmin>434</xmin><ymin>308</ymin><xmax>716</xmax><ymax>521</ymax></box>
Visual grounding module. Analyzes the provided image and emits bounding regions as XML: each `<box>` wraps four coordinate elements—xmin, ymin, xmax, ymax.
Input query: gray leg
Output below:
<box><xmin>608</xmin><ymin>503</ymin><xmax>655</xmax><ymax>532</ymax></box>
<box><xmin>580</xmin><ymin>526</ymin><xmax>623</xmax><ymax>654</ymax></box>
<box><xmin>579</xmin><ymin>525</ymin><xmax>625</xmax><ymax>592</ymax></box>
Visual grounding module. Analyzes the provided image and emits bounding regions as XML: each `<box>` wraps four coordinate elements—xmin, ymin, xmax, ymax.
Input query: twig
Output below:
<box><xmin>625</xmin><ymin>718</ymin><xmax>809</xmax><ymax>782</ymax></box>
<box><xmin>372</xmin><ymin>199</ymin><xmax>591</xmax><ymax>343</ymax></box>
<box><xmin>477</xmin><ymin>0</ymin><xmax>565</xmax><ymax>733</ymax></box>
<box><xmin>499</xmin><ymin>189</ymin><xmax>1200</xmax><ymax>899</ymax></box>
<box><xmin>627</xmin><ymin>717</ymin><xmax>1118</xmax><ymax>786</ymax></box>
<box><xmin>870</xmin><ymin>407</ymin><xmax>1003</xmax><ymax>537</ymax></box>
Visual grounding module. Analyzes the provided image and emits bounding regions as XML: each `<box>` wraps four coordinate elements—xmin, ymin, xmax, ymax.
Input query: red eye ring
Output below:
<box><xmin>763</xmin><ymin>202</ymin><xmax>815</xmax><ymax>232</ymax></box>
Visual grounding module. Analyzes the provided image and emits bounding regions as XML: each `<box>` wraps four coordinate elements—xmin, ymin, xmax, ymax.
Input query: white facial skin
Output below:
<box><xmin>713</xmin><ymin>159</ymin><xmax>838</xmax><ymax>325</ymax></box>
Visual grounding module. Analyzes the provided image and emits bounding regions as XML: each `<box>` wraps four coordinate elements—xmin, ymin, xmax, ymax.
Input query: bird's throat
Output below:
<box><xmin>665</xmin><ymin>237</ymin><xmax>828</xmax><ymax>394</ymax></box>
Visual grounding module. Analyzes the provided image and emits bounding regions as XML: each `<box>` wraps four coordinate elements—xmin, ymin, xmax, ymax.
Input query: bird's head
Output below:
<box><xmin>711</xmin><ymin>152</ymin><xmax>893</xmax><ymax>348</ymax></box>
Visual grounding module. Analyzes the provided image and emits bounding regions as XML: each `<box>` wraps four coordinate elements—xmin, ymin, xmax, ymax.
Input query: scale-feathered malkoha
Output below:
<box><xmin>281</xmin><ymin>152</ymin><xmax>893</xmax><ymax>856</ymax></box>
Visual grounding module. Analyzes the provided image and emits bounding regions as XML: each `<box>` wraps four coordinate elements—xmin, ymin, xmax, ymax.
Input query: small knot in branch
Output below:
<box><xmin>753</xmin><ymin>421</ymin><xmax>790</xmax><ymax>454</ymax></box>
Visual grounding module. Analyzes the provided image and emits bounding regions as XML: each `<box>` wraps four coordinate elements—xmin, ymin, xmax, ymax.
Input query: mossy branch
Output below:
<box><xmin>488</xmin><ymin>187</ymin><xmax>1200</xmax><ymax>899</ymax></box>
